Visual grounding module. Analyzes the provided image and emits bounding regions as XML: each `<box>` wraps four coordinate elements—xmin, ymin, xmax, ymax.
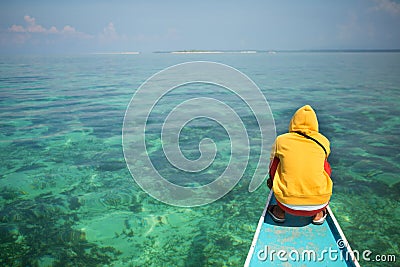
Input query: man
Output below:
<box><xmin>267</xmin><ymin>105</ymin><xmax>332</xmax><ymax>225</ymax></box>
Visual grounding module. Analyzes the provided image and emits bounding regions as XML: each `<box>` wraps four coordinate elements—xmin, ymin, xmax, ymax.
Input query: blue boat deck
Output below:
<box><xmin>245</xmin><ymin>193</ymin><xmax>360</xmax><ymax>267</ymax></box>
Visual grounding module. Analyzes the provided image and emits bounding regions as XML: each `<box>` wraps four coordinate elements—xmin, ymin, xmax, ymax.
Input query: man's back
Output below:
<box><xmin>271</xmin><ymin>105</ymin><xmax>332</xmax><ymax>206</ymax></box>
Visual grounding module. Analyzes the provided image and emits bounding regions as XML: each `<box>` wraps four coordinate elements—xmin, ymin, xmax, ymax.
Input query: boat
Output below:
<box><xmin>244</xmin><ymin>191</ymin><xmax>360</xmax><ymax>267</ymax></box>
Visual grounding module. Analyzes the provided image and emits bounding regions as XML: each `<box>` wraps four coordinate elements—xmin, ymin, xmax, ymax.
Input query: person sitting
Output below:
<box><xmin>267</xmin><ymin>105</ymin><xmax>332</xmax><ymax>225</ymax></box>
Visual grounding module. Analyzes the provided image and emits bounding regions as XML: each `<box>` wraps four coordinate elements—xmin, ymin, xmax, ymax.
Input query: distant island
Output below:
<box><xmin>90</xmin><ymin>49</ymin><xmax>400</xmax><ymax>55</ymax></box>
<box><xmin>153</xmin><ymin>49</ymin><xmax>400</xmax><ymax>54</ymax></box>
<box><xmin>154</xmin><ymin>50</ymin><xmax>261</xmax><ymax>54</ymax></box>
<box><xmin>89</xmin><ymin>49</ymin><xmax>400</xmax><ymax>55</ymax></box>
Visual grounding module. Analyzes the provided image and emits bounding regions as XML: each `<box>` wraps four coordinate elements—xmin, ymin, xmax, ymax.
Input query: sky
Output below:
<box><xmin>0</xmin><ymin>0</ymin><xmax>400</xmax><ymax>54</ymax></box>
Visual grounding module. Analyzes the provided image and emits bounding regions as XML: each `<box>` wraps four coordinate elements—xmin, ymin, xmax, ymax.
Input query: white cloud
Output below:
<box><xmin>24</xmin><ymin>15</ymin><xmax>46</xmax><ymax>33</ymax></box>
<box><xmin>4</xmin><ymin>16</ymin><xmax>136</xmax><ymax>50</ymax></box>
<box><xmin>103</xmin><ymin>22</ymin><xmax>117</xmax><ymax>38</ymax></box>
<box><xmin>372</xmin><ymin>0</ymin><xmax>400</xmax><ymax>15</ymax></box>
<box><xmin>5</xmin><ymin>15</ymin><xmax>93</xmax><ymax>46</ymax></box>
<box><xmin>48</xmin><ymin>26</ymin><xmax>58</xmax><ymax>34</ymax></box>
<box><xmin>24</xmin><ymin>15</ymin><xmax>35</xmax><ymax>25</ymax></box>
<box><xmin>8</xmin><ymin>15</ymin><xmax>91</xmax><ymax>38</ymax></box>
<box><xmin>9</xmin><ymin>25</ymin><xmax>25</xmax><ymax>33</ymax></box>
<box><xmin>99</xmin><ymin>22</ymin><xmax>126</xmax><ymax>43</ymax></box>
<box><xmin>8</xmin><ymin>15</ymin><xmax>47</xmax><ymax>33</ymax></box>
<box><xmin>62</xmin><ymin>25</ymin><xmax>77</xmax><ymax>34</ymax></box>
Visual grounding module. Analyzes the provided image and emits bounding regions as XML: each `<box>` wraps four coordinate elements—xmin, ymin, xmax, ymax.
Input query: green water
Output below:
<box><xmin>0</xmin><ymin>52</ymin><xmax>399</xmax><ymax>266</ymax></box>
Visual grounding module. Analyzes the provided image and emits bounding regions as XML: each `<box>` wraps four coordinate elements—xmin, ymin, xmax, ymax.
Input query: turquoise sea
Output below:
<box><xmin>0</xmin><ymin>52</ymin><xmax>399</xmax><ymax>266</ymax></box>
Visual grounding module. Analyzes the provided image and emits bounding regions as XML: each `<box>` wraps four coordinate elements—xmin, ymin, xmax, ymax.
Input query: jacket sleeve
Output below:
<box><xmin>324</xmin><ymin>160</ymin><xmax>332</xmax><ymax>176</ymax></box>
<box><xmin>269</xmin><ymin>156</ymin><xmax>280</xmax><ymax>180</ymax></box>
<box><xmin>269</xmin><ymin>140</ymin><xmax>279</xmax><ymax>180</ymax></box>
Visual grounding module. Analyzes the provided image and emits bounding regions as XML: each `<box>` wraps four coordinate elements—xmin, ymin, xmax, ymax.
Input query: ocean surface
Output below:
<box><xmin>0</xmin><ymin>52</ymin><xmax>399</xmax><ymax>266</ymax></box>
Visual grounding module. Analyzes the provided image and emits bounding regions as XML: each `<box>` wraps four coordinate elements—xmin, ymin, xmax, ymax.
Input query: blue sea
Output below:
<box><xmin>0</xmin><ymin>52</ymin><xmax>399</xmax><ymax>266</ymax></box>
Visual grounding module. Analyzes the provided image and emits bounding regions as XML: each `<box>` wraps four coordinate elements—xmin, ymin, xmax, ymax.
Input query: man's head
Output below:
<box><xmin>288</xmin><ymin>105</ymin><xmax>319</xmax><ymax>133</ymax></box>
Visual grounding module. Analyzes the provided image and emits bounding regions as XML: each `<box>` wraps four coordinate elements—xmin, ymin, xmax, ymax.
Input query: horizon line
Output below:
<box><xmin>1</xmin><ymin>48</ymin><xmax>400</xmax><ymax>56</ymax></box>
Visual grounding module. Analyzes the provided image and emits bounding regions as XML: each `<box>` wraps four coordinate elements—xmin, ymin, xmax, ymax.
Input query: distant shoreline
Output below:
<box><xmin>169</xmin><ymin>50</ymin><xmax>258</xmax><ymax>54</ymax></box>
<box><xmin>2</xmin><ymin>49</ymin><xmax>399</xmax><ymax>56</ymax></box>
<box><xmin>153</xmin><ymin>49</ymin><xmax>400</xmax><ymax>54</ymax></box>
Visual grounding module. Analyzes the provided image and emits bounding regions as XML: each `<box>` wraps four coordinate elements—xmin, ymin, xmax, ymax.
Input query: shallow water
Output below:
<box><xmin>0</xmin><ymin>52</ymin><xmax>399</xmax><ymax>266</ymax></box>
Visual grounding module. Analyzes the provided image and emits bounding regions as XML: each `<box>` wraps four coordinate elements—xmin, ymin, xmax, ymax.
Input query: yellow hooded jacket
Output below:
<box><xmin>271</xmin><ymin>105</ymin><xmax>332</xmax><ymax>205</ymax></box>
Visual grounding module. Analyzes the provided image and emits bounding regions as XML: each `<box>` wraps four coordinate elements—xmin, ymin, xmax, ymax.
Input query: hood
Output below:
<box><xmin>289</xmin><ymin>105</ymin><xmax>319</xmax><ymax>133</ymax></box>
